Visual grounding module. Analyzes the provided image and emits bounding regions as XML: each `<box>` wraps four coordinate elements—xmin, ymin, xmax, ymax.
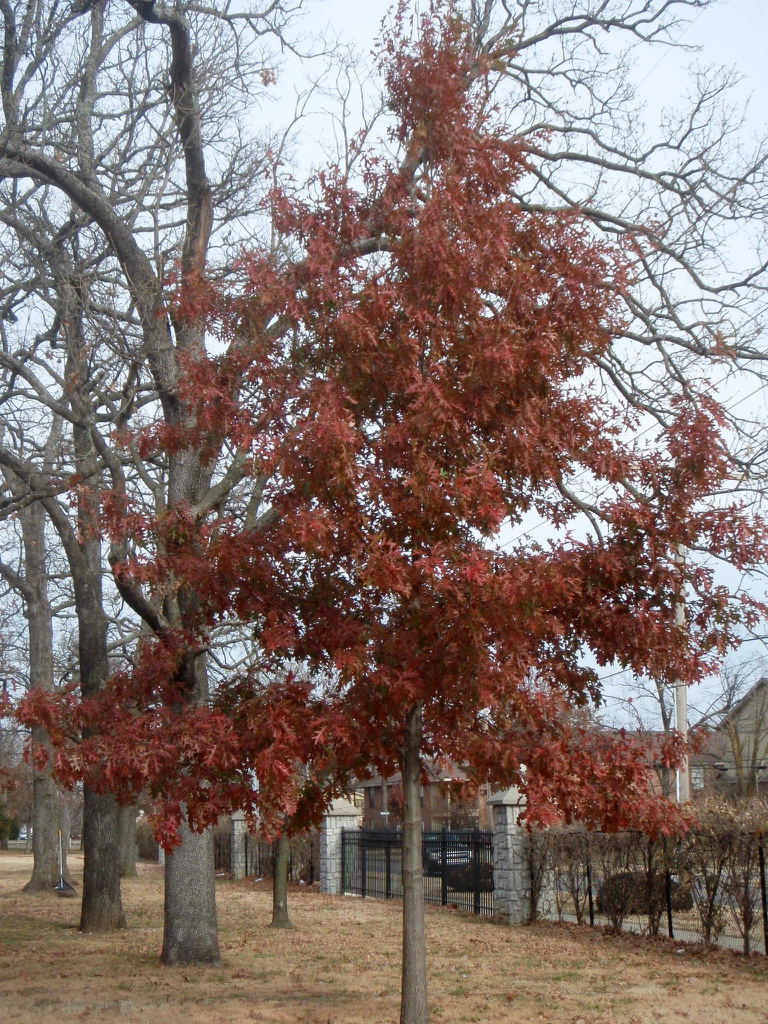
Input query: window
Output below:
<box><xmin>368</xmin><ymin>787</ymin><xmax>375</xmax><ymax>808</ymax></box>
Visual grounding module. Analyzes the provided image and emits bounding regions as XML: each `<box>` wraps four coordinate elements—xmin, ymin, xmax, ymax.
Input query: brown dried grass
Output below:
<box><xmin>1</xmin><ymin>849</ymin><xmax>767</xmax><ymax>1024</ymax></box>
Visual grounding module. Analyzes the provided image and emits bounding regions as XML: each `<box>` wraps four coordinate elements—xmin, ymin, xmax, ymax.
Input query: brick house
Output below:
<box><xmin>354</xmin><ymin>762</ymin><xmax>490</xmax><ymax>830</ymax></box>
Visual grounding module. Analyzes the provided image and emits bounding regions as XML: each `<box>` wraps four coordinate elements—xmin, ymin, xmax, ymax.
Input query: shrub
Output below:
<box><xmin>135</xmin><ymin>818</ymin><xmax>159</xmax><ymax>861</ymax></box>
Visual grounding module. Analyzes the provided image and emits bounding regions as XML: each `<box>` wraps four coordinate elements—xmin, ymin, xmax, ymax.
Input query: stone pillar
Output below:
<box><xmin>158</xmin><ymin>845</ymin><xmax>165</xmax><ymax>866</ymax></box>
<box><xmin>488</xmin><ymin>786</ymin><xmax>530</xmax><ymax>926</ymax></box>
<box><xmin>231</xmin><ymin>811</ymin><xmax>247</xmax><ymax>880</ymax></box>
<box><xmin>319</xmin><ymin>798</ymin><xmax>360</xmax><ymax>895</ymax></box>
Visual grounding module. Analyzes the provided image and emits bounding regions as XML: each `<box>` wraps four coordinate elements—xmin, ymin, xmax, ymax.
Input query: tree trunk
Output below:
<box><xmin>0</xmin><ymin>789</ymin><xmax>9</xmax><ymax>850</ymax></box>
<box><xmin>270</xmin><ymin>834</ymin><xmax>292</xmax><ymax>928</ymax></box>
<box><xmin>23</xmin><ymin>743</ymin><xmax>67</xmax><ymax>891</ymax></box>
<box><xmin>75</xmin><ymin>607</ymin><xmax>126</xmax><ymax>931</ymax></box>
<box><xmin>400</xmin><ymin>702</ymin><xmax>428</xmax><ymax>1024</ymax></box>
<box><xmin>117</xmin><ymin>804</ymin><xmax>138</xmax><ymax>878</ymax></box>
<box><xmin>61</xmin><ymin>316</ymin><xmax>126</xmax><ymax>932</ymax></box>
<box><xmin>80</xmin><ymin>788</ymin><xmax>126</xmax><ymax>930</ymax></box>
<box><xmin>161</xmin><ymin>819</ymin><xmax>221</xmax><ymax>965</ymax></box>
<box><xmin>15</xmin><ymin>497</ymin><xmax>63</xmax><ymax>893</ymax></box>
<box><xmin>24</xmin><ymin>736</ymin><xmax>58</xmax><ymax>890</ymax></box>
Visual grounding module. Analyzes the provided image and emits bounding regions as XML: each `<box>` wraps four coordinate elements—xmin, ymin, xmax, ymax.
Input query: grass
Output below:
<box><xmin>2</xmin><ymin>849</ymin><xmax>768</xmax><ymax>1023</ymax></box>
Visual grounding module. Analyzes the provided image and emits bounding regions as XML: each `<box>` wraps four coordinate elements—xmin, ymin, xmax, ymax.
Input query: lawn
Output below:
<box><xmin>1</xmin><ymin>850</ymin><xmax>767</xmax><ymax>1023</ymax></box>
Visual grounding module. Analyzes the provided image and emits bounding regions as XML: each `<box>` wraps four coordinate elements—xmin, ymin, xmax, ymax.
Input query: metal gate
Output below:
<box><xmin>341</xmin><ymin>828</ymin><xmax>493</xmax><ymax>917</ymax></box>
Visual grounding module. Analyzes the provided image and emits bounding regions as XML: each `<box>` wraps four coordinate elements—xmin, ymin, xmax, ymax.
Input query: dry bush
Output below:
<box><xmin>592</xmin><ymin>832</ymin><xmax>645</xmax><ymax>932</ymax></box>
<box><xmin>683</xmin><ymin>799</ymin><xmax>768</xmax><ymax>952</ymax></box>
<box><xmin>549</xmin><ymin>827</ymin><xmax>591</xmax><ymax>925</ymax></box>
<box><xmin>529</xmin><ymin>828</ymin><xmax>552</xmax><ymax>923</ymax></box>
<box><xmin>135</xmin><ymin>818</ymin><xmax>159</xmax><ymax>862</ymax></box>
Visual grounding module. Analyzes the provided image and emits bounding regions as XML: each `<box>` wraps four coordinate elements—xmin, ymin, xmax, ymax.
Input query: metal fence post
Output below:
<box><xmin>361</xmin><ymin>833</ymin><xmax>367</xmax><ymax>898</ymax></box>
<box><xmin>340</xmin><ymin>828</ymin><xmax>347</xmax><ymax>893</ymax></box>
<box><xmin>441</xmin><ymin>826</ymin><xmax>448</xmax><ymax>906</ymax></box>
<box><xmin>665</xmin><ymin>867</ymin><xmax>674</xmax><ymax>939</ymax></box>
<box><xmin>473</xmin><ymin>827</ymin><xmax>481</xmax><ymax>917</ymax></box>
<box><xmin>386</xmin><ymin>831</ymin><xmax>392</xmax><ymax>900</ymax></box>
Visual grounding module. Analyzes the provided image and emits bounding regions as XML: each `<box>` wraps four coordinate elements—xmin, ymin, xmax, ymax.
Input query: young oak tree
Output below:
<box><xmin>16</xmin><ymin>0</ymin><xmax>768</xmax><ymax>1002</ymax></box>
<box><xmin>207</xmin><ymin>12</ymin><xmax>767</xmax><ymax>1023</ymax></box>
<box><xmin>33</xmin><ymin>8</ymin><xmax>767</xmax><ymax>1021</ymax></box>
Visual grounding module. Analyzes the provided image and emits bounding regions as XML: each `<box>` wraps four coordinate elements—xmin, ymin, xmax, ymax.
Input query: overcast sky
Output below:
<box><xmin>304</xmin><ymin>0</ymin><xmax>768</xmax><ymax>134</ymax></box>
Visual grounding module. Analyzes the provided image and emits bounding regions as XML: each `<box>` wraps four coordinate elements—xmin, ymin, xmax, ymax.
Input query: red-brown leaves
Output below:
<box><xmin>14</xmin><ymin>4</ymin><xmax>768</xmax><ymax>843</ymax></box>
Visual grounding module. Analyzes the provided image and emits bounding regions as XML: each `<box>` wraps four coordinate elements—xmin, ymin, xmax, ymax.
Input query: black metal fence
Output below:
<box><xmin>213</xmin><ymin>827</ymin><xmax>319</xmax><ymax>884</ymax></box>
<box><xmin>532</xmin><ymin>826</ymin><xmax>768</xmax><ymax>956</ymax></box>
<box><xmin>214</xmin><ymin>829</ymin><xmax>231</xmax><ymax>872</ymax></box>
<box><xmin>244</xmin><ymin>832</ymin><xmax>319</xmax><ymax>883</ymax></box>
<box><xmin>341</xmin><ymin>827</ymin><xmax>493</xmax><ymax>917</ymax></box>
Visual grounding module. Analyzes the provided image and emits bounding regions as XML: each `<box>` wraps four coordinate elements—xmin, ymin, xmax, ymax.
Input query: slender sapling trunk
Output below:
<box><xmin>270</xmin><ymin>834</ymin><xmax>292</xmax><ymax>928</ymax></box>
<box><xmin>400</xmin><ymin>702</ymin><xmax>428</xmax><ymax>1024</ymax></box>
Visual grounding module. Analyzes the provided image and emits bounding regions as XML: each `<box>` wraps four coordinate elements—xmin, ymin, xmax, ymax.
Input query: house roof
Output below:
<box><xmin>606</xmin><ymin>727</ymin><xmax>726</xmax><ymax>769</ymax></box>
<box><xmin>715</xmin><ymin>676</ymin><xmax>768</xmax><ymax>730</ymax></box>
<box><xmin>354</xmin><ymin>761</ymin><xmax>469</xmax><ymax>789</ymax></box>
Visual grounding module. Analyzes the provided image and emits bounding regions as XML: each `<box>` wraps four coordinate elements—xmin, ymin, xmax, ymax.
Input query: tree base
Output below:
<box><xmin>268</xmin><ymin>918</ymin><xmax>293</xmax><ymax>929</ymax></box>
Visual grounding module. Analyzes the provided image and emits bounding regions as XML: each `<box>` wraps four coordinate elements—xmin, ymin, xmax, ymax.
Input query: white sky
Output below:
<box><xmin>304</xmin><ymin>0</ymin><xmax>768</xmax><ymax>128</ymax></box>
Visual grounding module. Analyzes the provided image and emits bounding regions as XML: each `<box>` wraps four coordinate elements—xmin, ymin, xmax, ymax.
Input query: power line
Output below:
<box><xmin>634</xmin><ymin>8</ymin><xmax>706</xmax><ymax>90</ymax></box>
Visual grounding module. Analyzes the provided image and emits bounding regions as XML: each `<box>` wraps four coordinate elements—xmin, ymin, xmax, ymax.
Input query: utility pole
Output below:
<box><xmin>674</xmin><ymin>544</ymin><xmax>690</xmax><ymax>803</ymax></box>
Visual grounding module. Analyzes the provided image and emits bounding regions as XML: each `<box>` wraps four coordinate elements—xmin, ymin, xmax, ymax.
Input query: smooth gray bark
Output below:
<box><xmin>117</xmin><ymin>804</ymin><xmax>138</xmax><ymax>878</ymax></box>
<box><xmin>400</xmin><ymin>702</ymin><xmax>428</xmax><ymax>1024</ymax></box>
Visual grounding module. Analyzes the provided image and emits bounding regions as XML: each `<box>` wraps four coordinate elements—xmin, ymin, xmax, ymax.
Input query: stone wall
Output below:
<box><xmin>319</xmin><ymin>799</ymin><xmax>360</xmax><ymax>895</ymax></box>
<box><xmin>230</xmin><ymin>811</ymin><xmax>247</xmax><ymax>880</ymax></box>
<box><xmin>489</xmin><ymin>788</ymin><xmax>531</xmax><ymax>926</ymax></box>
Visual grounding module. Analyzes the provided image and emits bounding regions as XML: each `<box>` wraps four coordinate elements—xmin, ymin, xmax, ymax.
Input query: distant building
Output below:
<box><xmin>354</xmin><ymin>762</ymin><xmax>490</xmax><ymax>830</ymax></box>
<box><xmin>702</xmin><ymin>676</ymin><xmax>768</xmax><ymax>798</ymax></box>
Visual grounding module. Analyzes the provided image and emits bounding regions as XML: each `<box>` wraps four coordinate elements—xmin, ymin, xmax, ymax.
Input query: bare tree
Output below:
<box><xmin>0</xmin><ymin>0</ymin><xmax>308</xmax><ymax>963</ymax></box>
<box><xmin>0</xmin><ymin>427</ymin><xmax>78</xmax><ymax>891</ymax></box>
<box><xmin>0</xmin><ymin>200</ymin><xmax>130</xmax><ymax>926</ymax></box>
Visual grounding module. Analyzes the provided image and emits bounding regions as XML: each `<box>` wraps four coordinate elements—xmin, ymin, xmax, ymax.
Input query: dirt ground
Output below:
<box><xmin>1</xmin><ymin>850</ymin><xmax>767</xmax><ymax>1024</ymax></box>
